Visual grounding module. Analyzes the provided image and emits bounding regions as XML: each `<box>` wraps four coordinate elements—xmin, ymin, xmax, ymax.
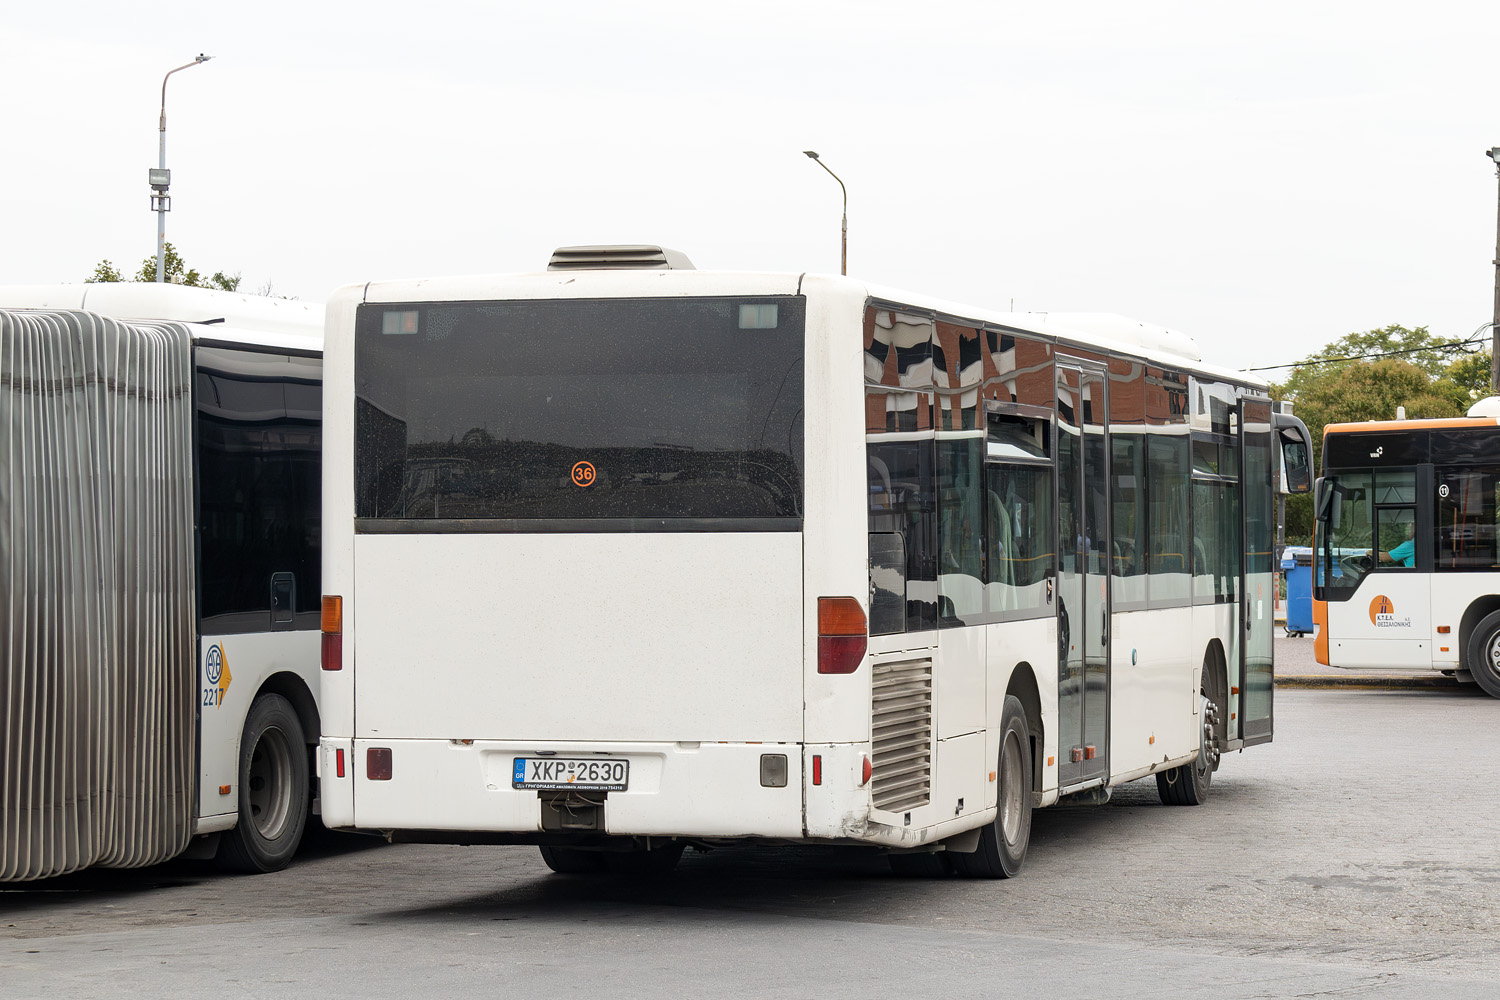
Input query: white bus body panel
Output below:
<box><xmin>196</xmin><ymin>632</ymin><xmax>321</xmax><ymax>830</ymax></box>
<box><xmin>1109</xmin><ymin>608</ymin><xmax>1196</xmax><ymax>778</ymax></box>
<box><xmin>1430</xmin><ymin>574</ymin><xmax>1500</xmax><ymax>668</ymax></box>
<box><xmin>350</xmin><ymin>533</ymin><xmax>803</xmax><ymax>742</ymax></box>
<box><xmin>1325</xmin><ymin>573</ymin><xmax>1436</xmax><ymax>670</ymax></box>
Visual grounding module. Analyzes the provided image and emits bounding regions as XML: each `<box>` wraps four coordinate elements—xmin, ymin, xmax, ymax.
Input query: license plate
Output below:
<box><xmin>512</xmin><ymin>756</ymin><xmax>629</xmax><ymax>791</ymax></box>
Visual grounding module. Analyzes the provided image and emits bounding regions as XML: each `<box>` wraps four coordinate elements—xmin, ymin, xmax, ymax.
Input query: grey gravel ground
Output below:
<box><xmin>2</xmin><ymin>682</ymin><xmax>1497</xmax><ymax>998</ymax></box>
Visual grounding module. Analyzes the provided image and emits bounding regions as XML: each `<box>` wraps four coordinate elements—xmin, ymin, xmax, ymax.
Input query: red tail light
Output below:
<box><xmin>812</xmin><ymin>755</ymin><xmax>823</xmax><ymax>785</ymax></box>
<box><xmin>321</xmin><ymin>595</ymin><xmax>343</xmax><ymax>671</ymax></box>
<box><xmin>335</xmin><ymin>748</ymin><xmax>346</xmax><ymax>778</ymax></box>
<box><xmin>817</xmin><ymin>597</ymin><xmax>867</xmax><ymax>674</ymax></box>
<box><xmin>860</xmin><ymin>754</ymin><xmax>872</xmax><ymax>786</ymax></box>
<box><xmin>367</xmin><ymin>748</ymin><xmax>392</xmax><ymax>780</ymax></box>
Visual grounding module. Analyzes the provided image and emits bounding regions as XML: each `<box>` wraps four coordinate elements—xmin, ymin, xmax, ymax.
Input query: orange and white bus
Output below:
<box><xmin>1314</xmin><ymin>415</ymin><xmax>1500</xmax><ymax>697</ymax></box>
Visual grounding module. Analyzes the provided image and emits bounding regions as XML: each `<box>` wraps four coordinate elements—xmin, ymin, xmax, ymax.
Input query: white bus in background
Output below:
<box><xmin>1314</xmin><ymin>412</ymin><xmax>1500</xmax><ymax>697</ymax></box>
<box><xmin>317</xmin><ymin>246</ymin><xmax>1312</xmax><ymax>876</ymax></box>
<box><xmin>0</xmin><ymin>283</ymin><xmax>325</xmax><ymax>880</ymax></box>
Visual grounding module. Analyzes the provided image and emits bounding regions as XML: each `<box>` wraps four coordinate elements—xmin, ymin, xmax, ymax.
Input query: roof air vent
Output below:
<box><xmin>547</xmin><ymin>245</ymin><xmax>696</xmax><ymax>271</ymax></box>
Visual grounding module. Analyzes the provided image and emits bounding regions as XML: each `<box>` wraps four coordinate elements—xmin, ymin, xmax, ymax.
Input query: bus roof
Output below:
<box><xmin>1324</xmin><ymin>417</ymin><xmax>1500</xmax><ymax>435</ymax></box>
<box><xmin>334</xmin><ymin>267</ymin><xmax>1264</xmax><ymax>391</ymax></box>
<box><xmin>0</xmin><ymin>283</ymin><xmax>323</xmax><ymax>353</ymax></box>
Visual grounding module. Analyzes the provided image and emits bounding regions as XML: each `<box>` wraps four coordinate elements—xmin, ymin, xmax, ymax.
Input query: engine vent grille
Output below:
<box><xmin>546</xmin><ymin>245</ymin><xmax>696</xmax><ymax>271</ymax></box>
<box><xmin>870</xmin><ymin>658</ymin><xmax>932</xmax><ymax>813</ymax></box>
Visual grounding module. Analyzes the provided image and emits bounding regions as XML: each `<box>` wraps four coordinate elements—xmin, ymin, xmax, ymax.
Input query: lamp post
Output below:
<box><xmin>803</xmin><ymin>151</ymin><xmax>847</xmax><ymax>275</ymax></box>
<box><xmin>1488</xmin><ymin>147</ymin><xmax>1500</xmax><ymax>392</ymax></box>
<box><xmin>152</xmin><ymin>54</ymin><xmax>212</xmax><ymax>283</ymax></box>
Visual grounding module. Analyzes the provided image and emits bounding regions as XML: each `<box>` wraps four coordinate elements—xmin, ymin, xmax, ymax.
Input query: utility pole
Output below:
<box><xmin>1488</xmin><ymin>147</ymin><xmax>1500</xmax><ymax>392</ymax></box>
<box><xmin>152</xmin><ymin>54</ymin><xmax>212</xmax><ymax>283</ymax></box>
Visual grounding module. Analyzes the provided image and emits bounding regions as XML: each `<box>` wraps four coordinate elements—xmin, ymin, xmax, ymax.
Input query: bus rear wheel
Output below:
<box><xmin>1157</xmin><ymin>693</ymin><xmax>1217</xmax><ymax>806</ymax></box>
<box><xmin>950</xmin><ymin>695</ymin><xmax>1032</xmax><ymax>879</ymax></box>
<box><xmin>216</xmin><ymin>693</ymin><xmax>309</xmax><ymax>873</ymax></box>
<box><xmin>1465</xmin><ymin>611</ymin><xmax>1500</xmax><ymax>699</ymax></box>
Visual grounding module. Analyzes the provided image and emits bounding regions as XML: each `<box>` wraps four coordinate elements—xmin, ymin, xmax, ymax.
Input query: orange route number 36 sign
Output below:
<box><xmin>571</xmin><ymin>461</ymin><xmax>597</xmax><ymax>487</ymax></box>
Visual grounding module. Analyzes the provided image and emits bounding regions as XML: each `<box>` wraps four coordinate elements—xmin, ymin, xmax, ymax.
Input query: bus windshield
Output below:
<box><xmin>354</xmin><ymin>296</ymin><xmax>805</xmax><ymax>527</ymax></box>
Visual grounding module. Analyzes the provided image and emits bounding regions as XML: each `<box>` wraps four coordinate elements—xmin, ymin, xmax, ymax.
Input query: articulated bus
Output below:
<box><xmin>317</xmin><ymin>245</ymin><xmax>1313</xmax><ymax>877</ymax></box>
<box><xmin>1314</xmin><ymin>414</ymin><xmax>1500</xmax><ymax>698</ymax></box>
<box><xmin>0</xmin><ymin>283</ymin><xmax>324</xmax><ymax>880</ymax></box>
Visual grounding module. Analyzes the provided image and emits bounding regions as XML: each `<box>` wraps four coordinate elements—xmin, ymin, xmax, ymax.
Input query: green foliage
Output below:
<box><xmin>1445</xmin><ymin>350</ymin><xmax>1492</xmax><ymax>400</ymax></box>
<box><xmin>86</xmin><ymin>243</ymin><xmax>240</xmax><ymax>292</ymax></box>
<box><xmin>1280</xmin><ymin>325</ymin><xmax>1457</xmax><ymax>397</ymax></box>
<box><xmin>86</xmin><ymin>260</ymin><xmax>123</xmax><ymax>283</ymax></box>
<box><xmin>1273</xmin><ymin>325</ymin><xmax>1484</xmax><ymax>475</ymax></box>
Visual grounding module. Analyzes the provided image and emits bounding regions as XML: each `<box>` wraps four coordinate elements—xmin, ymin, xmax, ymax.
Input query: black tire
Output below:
<box><xmin>539</xmin><ymin>845</ymin><xmax>607</xmax><ymax>874</ymax></box>
<box><xmin>950</xmin><ymin>695</ymin><xmax>1033</xmax><ymax>879</ymax></box>
<box><xmin>603</xmin><ymin>843</ymin><xmax>684</xmax><ymax>875</ymax></box>
<box><xmin>1464</xmin><ymin>610</ymin><xmax>1500</xmax><ymax>699</ymax></box>
<box><xmin>216</xmin><ymin>693</ymin><xmax>310</xmax><ymax>873</ymax></box>
<box><xmin>1156</xmin><ymin>693</ymin><xmax>1217</xmax><ymax>806</ymax></box>
<box><xmin>887</xmin><ymin>852</ymin><xmax>951</xmax><ymax>877</ymax></box>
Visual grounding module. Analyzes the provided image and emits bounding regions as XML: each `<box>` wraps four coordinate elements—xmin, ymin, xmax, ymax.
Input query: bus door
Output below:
<box><xmin>1056</xmin><ymin>362</ymin><xmax>1110</xmax><ymax>787</ymax></box>
<box><xmin>1239</xmin><ymin>398</ymin><xmax>1274</xmax><ymax>745</ymax></box>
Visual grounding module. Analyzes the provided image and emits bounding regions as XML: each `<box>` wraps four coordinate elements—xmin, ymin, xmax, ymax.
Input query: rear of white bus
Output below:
<box><xmin>316</xmin><ymin>270</ymin><xmax>875</xmax><ymax>856</ymax></box>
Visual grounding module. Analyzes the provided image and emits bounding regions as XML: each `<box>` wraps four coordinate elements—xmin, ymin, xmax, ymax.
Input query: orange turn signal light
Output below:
<box><xmin>321</xmin><ymin>595</ymin><xmax>343</xmax><ymax>634</ymax></box>
<box><xmin>818</xmin><ymin>597</ymin><xmax>866</xmax><ymax>636</ymax></box>
<box><xmin>1437</xmin><ymin>625</ymin><xmax>1451</xmax><ymax>634</ymax></box>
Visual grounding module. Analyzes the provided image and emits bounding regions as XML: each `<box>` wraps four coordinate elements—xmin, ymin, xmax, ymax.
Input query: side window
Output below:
<box><xmin>868</xmin><ymin>439</ymin><xmax>937</xmax><ymax>635</ymax></box>
<box><xmin>1435</xmin><ymin>468</ymin><xmax>1499</xmax><ymax>571</ymax></box>
<box><xmin>1111</xmin><ymin>432</ymin><xmax>1147</xmax><ymax>607</ymax></box>
<box><xmin>1371</xmin><ymin>469</ymin><xmax>1417</xmax><ymax>570</ymax></box>
<box><xmin>1316</xmin><ymin>470</ymin><xmax>1373</xmax><ymax>600</ymax></box>
<box><xmin>985</xmin><ymin>463</ymin><xmax>1054</xmax><ymax>618</ymax></box>
<box><xmin>937</xmin><ymin>437</ymin><xmax>985</xmax><ymax>624</ymax></box>
<box><xmin>197</xmin><ymin>348</ymin><xmax>323</xmax><ymax>634</ymax></box>
<box><xmin>1147</xmin><ymin>434</ymin><xmax>1191</xmax><ymax>605</ymax></box>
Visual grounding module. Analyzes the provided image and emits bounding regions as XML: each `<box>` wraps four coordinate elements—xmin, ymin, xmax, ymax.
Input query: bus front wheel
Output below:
<box><xmin>1464</xmin><ymin>611</ymin><xmax>1500</xmax><ymax>699</ymax></box>
<box><xmin>216</xmin><ymin>693</ymin><xmax>310</xmax><ymax>873</ymax></box>
<box><xmin>950</xmin><ymin>695</ymin><xmax>1033</xmax><ymax>879</ymax></box>
<box><xmin>1156</xmin><ymin>693</ymin><xmax>1217</xmax><ymax>806</ymax></box>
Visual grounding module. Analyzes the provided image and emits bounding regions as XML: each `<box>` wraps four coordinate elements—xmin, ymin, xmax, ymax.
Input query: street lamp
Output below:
<box><xmin>1488</xmin><ymin>147</ymin><xmax>1500</xmax><ymax>392</ymax></box>
<box><xmin>803</xmin><ymin>151</ymin><xmax>847</xmax><ymax>276</ymax></box>
<box><xmin>152</xmin><ymin>54</ymin><xmax>213</xmax><ymax>283</ymax></box>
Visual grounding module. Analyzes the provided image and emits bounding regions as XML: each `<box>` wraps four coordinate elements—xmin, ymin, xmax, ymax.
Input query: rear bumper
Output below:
<box><xmin>321</xmin><ymin>738</ymin><xmax>807</xmax><ymax>839</ymax></box>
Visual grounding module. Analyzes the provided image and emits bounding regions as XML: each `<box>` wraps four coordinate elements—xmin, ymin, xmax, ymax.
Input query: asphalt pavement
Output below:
<box><xmin>3</xmin><ymin>684</ymin><xmax>1497</xmax><ymax>998</ymax></box>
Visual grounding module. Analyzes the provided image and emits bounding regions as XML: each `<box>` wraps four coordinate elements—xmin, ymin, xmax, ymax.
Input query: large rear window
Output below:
<box><xmin>354</xmin><ymin>296</ymin><xmax>805</xmax><ymax>531</ymax></box>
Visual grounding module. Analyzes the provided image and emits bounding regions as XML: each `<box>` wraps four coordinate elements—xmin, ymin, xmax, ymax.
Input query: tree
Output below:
<box><xmin>1278</xmin><ymin>324</ymin><xmax>1469</xmax><ymax>401</ymax></box>
<box><xmin>1271</xmin><ymin>325</ymin><xmax>1482</xmax><ymax>544</ymax></box>
<box><xmin>1445</xmin><ymin>351</ymin><xmax>1493</xmax><ymax>401</ymax></box>
<box><xmin>87</xmin><ymin>242</ymin><xmax>240</xmax><ymax>292</ymax></box>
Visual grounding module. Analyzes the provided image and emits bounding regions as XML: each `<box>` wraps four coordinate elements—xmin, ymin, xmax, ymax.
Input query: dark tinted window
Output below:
<box><xmin>1435</xmin><ymin>467</ymin><xmax>1500</xmax><ymax>570</ymax></box>
<box><xmin>355</xmin><ymin>297</ymin><xmax>804</xmax><ymax>527</ymax></box>
<box><xmin>1147</xmin><ymin>433</ymin><xmax>1191</xmax><ymax>604</ymax></box>
<box><xmin>196</xmin><ymin>348</ymin><xmax>322</xmax><ymax>633</ymax></box>
<box><xmin>868</xmin><ymin>440</ymin><xmax>937</xmax><ymax>634</ymax></box>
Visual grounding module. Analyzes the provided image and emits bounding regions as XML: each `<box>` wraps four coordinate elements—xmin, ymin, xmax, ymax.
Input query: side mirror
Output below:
<box><xmin>1275</xmin><ymin>412</ymin><xmax>1313</xmax><ymax>495</ymax></box>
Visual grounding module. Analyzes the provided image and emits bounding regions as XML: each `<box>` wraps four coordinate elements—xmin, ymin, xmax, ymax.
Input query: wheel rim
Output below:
<box><xmin>247</xmin><ymin>725</ymin><xmax>294</xmax><ymax>840</ymax></box>
<box><xmin>1197</xmin><ymin>694</ymin><xmax>1220</xmax><ymax>777</ymax></box>
<box><xmin>1488</xmin><ymin>631</ymin><xmax>1500</xmax><ymax>674</ymax></box>
<box><xmin>999</xmin><ymin>729</ymin><xmax>1025</xmax><ymax>845</ymax></box>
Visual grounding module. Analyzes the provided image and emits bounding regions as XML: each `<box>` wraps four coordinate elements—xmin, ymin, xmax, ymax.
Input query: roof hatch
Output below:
<box><xmin>547</xmin><ymin>245</ymin><xmax>696</xmax><ymax>271</ymax></box>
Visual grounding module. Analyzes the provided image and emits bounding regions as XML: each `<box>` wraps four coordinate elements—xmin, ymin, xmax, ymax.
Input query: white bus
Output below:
<box><xmin>1314</xmin><ymin>414</ymin><xmax>1500</xmax><ymax>697</ymax></box>
<box><xmin>317</xmin><ymin>246</ymin><xmax>1312</xmax><ymax>876</ymax></box>
<box><xmin>0</xmin><ymin>283</ymin><xmax>325</xmax><ymax>879</ymax></box>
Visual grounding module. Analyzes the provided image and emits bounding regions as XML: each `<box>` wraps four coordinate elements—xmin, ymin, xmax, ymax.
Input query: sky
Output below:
<box><xmin>3</xmin><ymin>1</ymin><xmax>1498</xmax><ymax>376</ymax></box>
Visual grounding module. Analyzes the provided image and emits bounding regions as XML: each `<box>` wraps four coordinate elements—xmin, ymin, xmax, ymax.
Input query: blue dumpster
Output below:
<box><xmin>1281</xmin><ymin>545</ymin><xmax>1313</xmax><ymax>637</ymax></box>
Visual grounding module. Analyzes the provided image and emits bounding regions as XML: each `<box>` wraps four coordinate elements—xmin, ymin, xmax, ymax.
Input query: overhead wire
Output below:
<box><xmin>1242</xmin><ymin>335</ymin><xmax>1489</xmax><ymax>373</ymax></box>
